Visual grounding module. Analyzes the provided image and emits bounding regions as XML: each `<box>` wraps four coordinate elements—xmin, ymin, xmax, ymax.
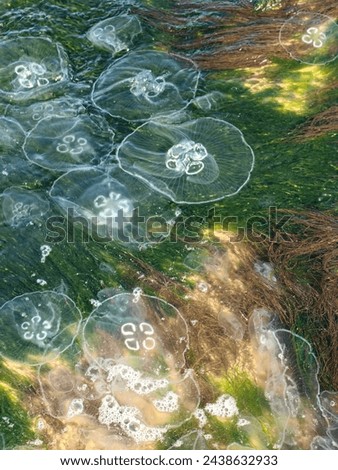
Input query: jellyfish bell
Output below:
<box><xmin>0</xmin><ymin>116</ymin><xmax>44</xmax><ymax>191</ymax></box>
<box><xmin>0</xmin><ymin>291</ymin><xmax>82</xmax><ymax>366</ymax></box>
<box><xmin>23</xmin><ymin>114</ymin><xmax>114</xmax><ymax>171</ymax></box>
<box><xmin>83</xmin><ymin>292</ymin><xmax>189</xmax><ymax>379</ymax></box>
<box><xmin>1</xmin><ymin>187</ymin><xmax>50</xmax><ymax>228</ymax></box>
<box><xmin>5</xmin><ymin>97</ymin><xmax>86</xmax><ymax>131</ymax></box>
<box><xmin>92</xmin><ymin>50</ymin><xmax>200</xmax><ymax>122</ymax></box>
<box><xmin>0</xmin><ymin>37</ymin><xmax>69</xmax><ymax>103</ymax></box>
<box><xmin>279</xmin><ymin>11</ymin><xmax>338</xmax><ymax>65</ymax></box>
<box><xmin>87</xmin><ymin>15</ymin><xmax>142</xmax><ymax>55</ymax></box>
<box><xmin>49</xmin><ymin>166</ymin><xmax>178</xmax><ymax>245</ymax></box>
<box><xmin>117</xmin><ymin>117</ymin><xmax>255</xmax><ymax>204</ymax></box>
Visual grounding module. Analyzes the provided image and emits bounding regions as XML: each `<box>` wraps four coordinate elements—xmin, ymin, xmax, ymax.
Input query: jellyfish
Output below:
<box><xmin>0</xmin><ymin>291</ymin><xmax>82</xmax><ymax>365</ymax></box>
<box><xmin>83</xmin><ymin>291</ymin><xmax>189</xmax><ymax>379</ymax></box>
<box><xmin>279</xmin><ymin>11</ymin><xmax>338</xmax><ymax>65</ymax></box>
<box><xmin>0</xmin><ymin>37</ymin><xmax>69</xmax><ymax>103</ymax></box>
<box><xmin>23</xmin><ymin>114</ymin><xmax>114</xmax><ymax>171</ymax></box>
<box><xmin>92</xmin><ymin>50</ymin><xmax>200</xmax><ymax>122</ymax></box>
<box><xmin>1</xmin><ymin>187</ymin><xmax>50</xmax><ymax>228</ymax></box>
<box><xmin>218</xmin><ymin>309</ymin><xmax>245</xmax><ymax>341</ymax></box>
<box><xmin>87</xmin><ymin>15</ymin><xmax>142</xmax><ymax>55</ymax></box>
<box><xmin>5</xmin><ymin>97</ymin><xmax>86</xmax><ymax>131</ymax></box>
<box><xmin>117</xmin><ymin>117</ymin><xmax>255</xmax><ymax>204</ymax></box>
<box><xmin>49</xmin><ymin>166</ymin><xmax>178</xmax><ymax>245</ymax></box>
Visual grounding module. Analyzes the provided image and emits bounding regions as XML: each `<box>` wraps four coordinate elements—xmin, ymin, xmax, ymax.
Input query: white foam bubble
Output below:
<box><xmin>205</xmin><ymin>394</ymin><xmax>239</xmax><ymax>418</ymax></box>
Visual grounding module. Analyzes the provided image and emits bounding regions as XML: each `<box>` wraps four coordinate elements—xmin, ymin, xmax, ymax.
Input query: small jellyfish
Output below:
<box><xmin>1</xmin><ymin>187</ymin><xmax>50</xmax><ymax>228</ymax></box>
<box><xmin>279</xmin><ymin>11</ymin><xmax>338</xmax><ymax>65</ymax></box>
<box><xmin>92</xmin><ymin>50</ymin><xmax>200</xmax><ymax>122</ymax></box>
<box><xmin>0</xmin><ymin>291</ymin><xmax>82</xmax><ymax>365</ymax></box>
<box><xmin>0</xmin><ymin>37</ymin><xmax>69</xmax><ymax>103</ymax></box>
<box><xmin>49</xmin><ymin>166</ymin><xmax>178</xmax><ymax>245</ymax></box>
<box><xmin>117</xmin><ymin>117</ymin><xmax>255</xmax><ymax>204</ymax></box>
<box><xmin>23</xmin><ymin>114</ymin><xmax>114</xmax><ymax>171</ymax></box>
<box><xmin>83</xmin><ymin>292</ymin><xmax>189</xmax><ymax>379</ymax></box>
<box><xmin>5</xmin><ymin>97</ymin><xmax>86</xmax><ymax>131</ymax></box>
<box><xmin>87</xmin><ymin>15</ymin><xmax>142</xmax><ymax>55</ymax></box>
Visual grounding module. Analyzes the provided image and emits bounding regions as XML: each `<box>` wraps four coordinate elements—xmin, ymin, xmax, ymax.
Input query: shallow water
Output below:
<box><xmin>0</xmin><ymin>0</ymin><xmax>337</xmax><ymax>450</ymax></box>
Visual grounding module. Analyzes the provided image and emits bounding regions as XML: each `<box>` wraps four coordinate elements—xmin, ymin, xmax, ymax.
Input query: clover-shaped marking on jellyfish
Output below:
<box><xmin>121</xmin><ymin>322</ymin><xmax>156</xmax><ymax>351</ymax></box>
<box><xmin>14</xmin><ymin>62</ymin><xmax>49</xmax><ymax>89</ymax></box>
<box><xmin>130</xmin><ymin>70</ymin><xmax>166</xmax><ymax>101</ymax></box>
<box><xmin>165</xmin><ymin>139</ymin><xmax>208</xmax><ymax>176</ymax></box>
<box><xmin>302</xmin><ymin>27</ymin><xmax>326</xmax><ymax>48</ymax></box>
<box><xmin>117</xmin><ymin>118</ymin><xmax>255</xmax><ymax>204</ymax></box>
<box><xmin>11</xmin><ymin>202</ymin><xmax>32</xmax><ymax>225</ymax></box>
<box><xmin>0</xmin><ymin>291</ymin><xmax>82</xmax><ymax>365</ymax></box>
<box><xmin>93</xmin><ymin>25</ymin><xmax>127</xmax><ymax>53</ymax></box>
<box><xmin>92</xmin><ymin>50</ymin><xmax>200</xmax><ymax>122</ymax></box>
<box><xmin>1</xmin><ymin>187</ymin><xmax>50</xmax><ymax>228</ymax></box>
<box><xmin>0</xmin><ymin>37</ymin><xmax>69</xmax><ymax>103</ymax></box>
<box><xmin>83</xmin><ymin>293</ymin><xmax>189</xmax><ymax>378</ymax></box>
<box><xmin>56</xmin><ymin>134</ymin><xmax>88</xmax><ymax>155</ymax></box>
<box><xmin>93</xmin><ymin>191</ymin><xmax>133</xmax><ymax>219</ymax></box>
<box><xmin>20</xmin><ymin>312</ymin><xmax>58</xmax><ymax>345</ymax></box>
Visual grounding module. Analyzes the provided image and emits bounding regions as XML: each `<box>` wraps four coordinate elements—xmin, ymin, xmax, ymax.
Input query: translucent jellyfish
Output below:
<box><xmin>83</xmin><ymin>292</ymin><xmax>189</xmax><ymax>378</ymax></box>
<box><xmin>0</xmin><ymin>291</ymin><xmax>82</xmax><ymax>365</ymax></box>
<box><xmin>1</xmin><ymin>187</ymin><xmax>50</xmax><ymax>228</ymax></box>
<box><xmin>5</xmin><ymin>97</ymin><xmax>86</xmax><ymax>131</ymax></box>
<box><xmin>218</xmin><ymin>309</ymin><xmax>245</xmax><ymax>341</ymax></box>
<box><xmin>87</xmin><ymin>15</ymin><xmax>142</xmax><ymax>55</ymax></box>
<box><xmin>248</xmin><ymin>309</ymin><xmax>326</xmax><ymax>449</ymax></box>
<box><xmin>0</xmin><ymin>117</ymin><xmax>28</xmax><ymax>187</ymax></box>
<box><xmin>49</xmin><ymin>166</ymin><xmax>178</xmax><ymax>245</ymax></box>
<box><xmin>23</xmin><ymin>115</ymin><xmax>114</xmax><ymax>171</ymax></box>
<box><xmin>117</xmin><ymin>118</ymin><xmax>255</xmax><ymax>204</ymax></box>
<box><xmin>279</xmin><ymin>11</ymin><xmax>338</xmax><ymax>65</ymax></box>
<box><xmin>92</xmin><ymin>50</ymin><xmax>200</xmax><ymax>122</ymax></box>
<box><xmin>0</xmin><ymin>37</ymin><xmax>69</xmax><ymax>103</ymax></box>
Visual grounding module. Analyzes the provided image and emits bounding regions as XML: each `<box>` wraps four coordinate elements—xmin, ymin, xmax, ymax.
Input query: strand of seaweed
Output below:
<box><xmin>134</xmin><ymin>0</ymin><xmax>338</xmax><ymax>69</ymax></box>
<box><xmin>263</xmin><ymin>210</ymin><xmax>338</xmax><ymax>389</ymax></box>
<box><xmin>293</xmin><ymin>105</ymin><xmax>338</xmax><ymax>140</ymax></box>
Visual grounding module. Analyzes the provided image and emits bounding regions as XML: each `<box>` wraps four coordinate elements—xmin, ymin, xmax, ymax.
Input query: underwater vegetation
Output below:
<box><xmin>0</xmin><ymin>0</ymin><xmax>336</xmax><ymax>451</ymax></box>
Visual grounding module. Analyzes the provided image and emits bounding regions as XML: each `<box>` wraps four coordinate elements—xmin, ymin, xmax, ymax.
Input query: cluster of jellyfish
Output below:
<box><xmin>0</xmin><ymin>4</ymin><xmax>337</xmax><ymax>450</ymax></box>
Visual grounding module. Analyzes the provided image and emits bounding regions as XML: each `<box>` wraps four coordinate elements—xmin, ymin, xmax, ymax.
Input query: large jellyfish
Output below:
<box><xmin>83</xmin><ymin>291</ymin><xmax>189</xmax><ymax>379</ymax></box>
<box><xmin>0</xmin><ymin>37</ymin><xmax>69</xmax><ymax>103</ymax></box>
<box><xmin>117</xmin><ymin>117</ymin><xmax>255</xmax><ymax>204</ymax></box>
<box><xmin>92</xmin><ymin>50</ymin><xmax>200</xmax><ymax>122</ymax></box>
<box><xmin>49</xmin><ymin>166</ymin><xmax>178</xmax><ymax>245</ymax></box>
<box><xmin>87</xmin><ymin>15</ymin><xmax>142</xmax><ymax>55</ymax></box>
<box><xmin>39</xmin><ymin>304</ymin><xmax>199</xmax><ymax>447</ymax></box>
<box><xmin>23</xmin><ymin>114</ymin><xmax>114</xmax><ymax>171</ymax></box>
<box><xmin>0</xmin><ymin>291</ymin><xmax>82</xmax><ymax>365</ymax></box>
<box><xmin>1</xmin><ymin>187</ymin><xmax>50</xmax><ymax>228</ymax></box>
<box><xmin>279</xmin><ymin>11</ymin><xmax>338</xmax><ymax>65</ymax></box>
